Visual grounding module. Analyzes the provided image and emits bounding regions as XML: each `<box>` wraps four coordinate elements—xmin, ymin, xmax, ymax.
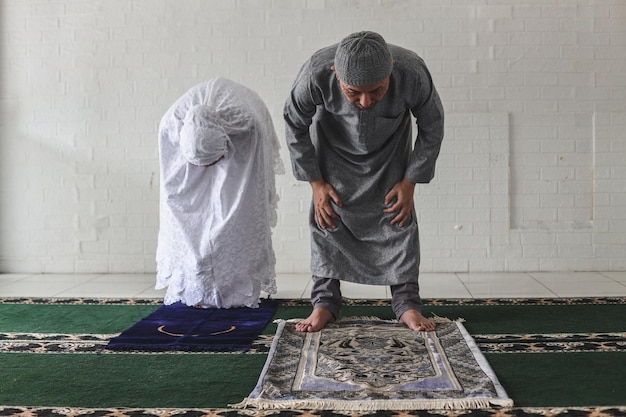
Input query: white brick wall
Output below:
<box><xmin>1</xmin><ymin>0</ymin><xmax>625</xmax><ymax>273</ymax></box>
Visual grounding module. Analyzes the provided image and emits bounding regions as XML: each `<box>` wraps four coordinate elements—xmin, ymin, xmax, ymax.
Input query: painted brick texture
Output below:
<box><xmin>0</xmin><ymin>0</ymin><xmax>625</xmax><ymax>273</ymax></box>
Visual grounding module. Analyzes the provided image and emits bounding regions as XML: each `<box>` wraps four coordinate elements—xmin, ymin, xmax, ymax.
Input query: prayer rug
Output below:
<box><xmin>106</xmin><ymin>299</ymin><xmax>279</xmax><ymax>352</ymax></box>
<box><xmin>236</xmin><ymin>317</ymin><xmax>513</xmax><ymax>411</ymax></box>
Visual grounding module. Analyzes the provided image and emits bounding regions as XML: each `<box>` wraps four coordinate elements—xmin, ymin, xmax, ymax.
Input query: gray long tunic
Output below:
<box><xmin>284</xmin><ymin>44</ymin><xmax>444</xmax><ymax>286</ymax></box>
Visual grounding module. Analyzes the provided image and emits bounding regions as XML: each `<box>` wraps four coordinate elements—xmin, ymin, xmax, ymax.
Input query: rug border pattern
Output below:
<box><xmin>1</xmin><ymin>405</ymin><xmax>626</xmax><ymax>417</ymax></box>
<box><xmin>237</xmin><ymin>319</ymin><xmax>514</xmax><ymax>411</ymax></box>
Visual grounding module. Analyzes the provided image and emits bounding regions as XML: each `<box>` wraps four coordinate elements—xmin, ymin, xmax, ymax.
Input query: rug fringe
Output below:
<box><xmin>275</xmin><ymin>315</ymin><xmax>464</xmax><ymax>325</ymax></box>
<box><xmin>231</xmin><ymin>396</ymin><xmax>513</xmax><ymax>411</ymax></box>
<box><xmin>431</xmin><ymin>313</ymin><xmax>465</xmax><ymax>323</ymax></box>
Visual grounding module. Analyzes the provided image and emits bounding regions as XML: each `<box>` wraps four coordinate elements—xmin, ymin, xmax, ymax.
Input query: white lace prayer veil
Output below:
<box><xmin>179</xmin><ymin>104</ymin><xmax>233</xmax><ymax>166</ymax></box>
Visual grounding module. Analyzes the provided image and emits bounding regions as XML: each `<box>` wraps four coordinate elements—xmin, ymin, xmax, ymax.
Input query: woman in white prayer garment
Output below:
<box><xmin>156</xmin><ymin>77</ymin><xmax>283</xmax><ymax>308</ymax></box>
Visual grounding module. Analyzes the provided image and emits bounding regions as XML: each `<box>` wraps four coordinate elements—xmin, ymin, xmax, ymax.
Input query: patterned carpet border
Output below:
<box><xmin>1</xmin><ymin>406</ymin><xmax>626</xmax><ymax>417</ymax></box>
<box><xmin>0</xmin><ymin>333</ymin><xmax>274</xmax><ymax>355</ymax></box>
<box><xmin>473</xmin><ymin>332</ymin><xmax>626</xmax><ymax>353</ymax></box>
<box><xmin>1</xmin><ymin>296</ymin><xmax>625</xmax><ymax>306</ymax></box>
<box><xmin>2</xmin><ymin>331</ymin><xmax>625</xmax><ymax>355</ymax></box>
<box><xmin>0</xmin><ymin>297</ymin><xmax>164</xmax><ymax>305</ymax></box>
<box><xmin>1</xmin><ymin>297</ymin><xmax>624</xmax><ymax>355</ymax></box>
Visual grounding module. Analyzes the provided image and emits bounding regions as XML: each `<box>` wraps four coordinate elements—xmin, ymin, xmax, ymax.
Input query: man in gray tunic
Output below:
<box><xmin>284</xmin><ymin>31</ymin><xmax>444</xmax><ymax>332</ymax></box>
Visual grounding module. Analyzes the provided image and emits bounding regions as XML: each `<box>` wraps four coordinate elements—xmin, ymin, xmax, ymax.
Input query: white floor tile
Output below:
<box><xmin>542</xmin><ymin>281</ymin><xmax>626</xmax><ymax>297</ymax></box>
<box><xmin>419</xmin><ymin>273</ymin><xmax>472</xmax><ymax>298</ymax></box>
<box><xmin>89</xmin><ymin>274</ymin><xmax>156</xmax><ymax>283</ymax></box>
<box><xmin>340</xmin><ymin>281</ymin><xmax>388</xmax><ymax>299</ymax></box>
<box><xmin>464</xmin><ymin>288</ymin><xmax>558</xmax><ymax>298</ymax></box>
<box><xmin>455</xmin><ymin>272</ymin><xmax>557</xmax><ymax>297</ymax></box>
<box><xmin>456</xmin><ymin>272</ymin><xmax>533</xmax><ymax>283</ymax></box>
<box><xmin>463</xmin><ymin>278</ymin><xmax>557</xmax><ymax>298</ymax></box>
<box><xmin>0</xmin><ymin>274</ymin><xmax>34</xmax><ymax>287</ymax></box>
<box><xmin>0</xmin><ymin>273</ymin><xmax>34</xmax><ymax>280</ymax></box>
<box><xmin>55</xmin><ymin>279</ymin><xmax>158</xmax><ymax>298</ymax></box>
<box><xmin>599</xmin><ymin>271</ymin><xmax>626</xmax><ymax>282</ymax></box>
<box><xmin>526</xmin><ymin>272</ymin><xmax>626</xmax><ymax>297</ymax></box>
<box><xmin>0</xmin><ymin>274</ymin><xmax>100</xmax><ymax>297</ymax></box>
<box><xmin>527</xmin><ymin>272</ymin><xmax>612</xmax><ymax>282</ymax></box>
<box><xmin>0</xmin><ymin>283</ymin><xmax>73</xmax><ymax>298</ymax></box>
<box><xmin>136</xmin><ymin>286</ymin><xmax>166</xmax><ymax>298</ymax></box>
<box><xmin>274</xmin><ymin>273</ymin><xmax>310</xmax><ymax>298</ymax></box>
<box><xmin>19</xmin><ymin>273</ymin><xmax>100</xmax><ymax>284</ymax></box>
<box><xmin>1</xmin><ymin>272</ymin><xmax>625</xmax><ymax>299</ymax></box>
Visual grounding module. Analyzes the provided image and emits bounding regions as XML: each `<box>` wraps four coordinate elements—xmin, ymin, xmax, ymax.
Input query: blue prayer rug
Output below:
<box><xmin>235</xmin><ymin>317</ymin><xmax>513</xmax><ymax>411</ymax></box>
<box><xmin>106</xmin><ymin>299</ymin><xmax>279</xmax><ymax>352</ymax></box>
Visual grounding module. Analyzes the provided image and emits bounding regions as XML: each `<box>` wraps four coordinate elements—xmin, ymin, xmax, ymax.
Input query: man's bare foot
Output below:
<box><xmin>295</xmin><ymin>307</ymin><xmax>335</xmax><ymax>332</ymax></box>
<box><xmin>399</xmin><ymin>309</ymin><xmax>436</xmax><ymax>332</ymax></box>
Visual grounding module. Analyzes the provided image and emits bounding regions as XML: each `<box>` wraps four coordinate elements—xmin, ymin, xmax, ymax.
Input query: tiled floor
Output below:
<box><xmin>1</xmin><ymin>271</ymin><xmax>625</xmax><ymax>299</ymax></box>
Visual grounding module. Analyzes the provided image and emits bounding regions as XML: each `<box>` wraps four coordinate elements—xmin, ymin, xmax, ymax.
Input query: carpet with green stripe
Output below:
<box><xmin>0</xmin><ymin>297</ymin><xmax>624</xmax><ymax>417</ymax></box>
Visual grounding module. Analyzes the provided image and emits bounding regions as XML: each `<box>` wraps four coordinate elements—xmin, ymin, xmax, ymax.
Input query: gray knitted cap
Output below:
<box><xmin>334</xmin><ymin>31</ymin><xmax>393</xmax><ymax>86</ymax></box>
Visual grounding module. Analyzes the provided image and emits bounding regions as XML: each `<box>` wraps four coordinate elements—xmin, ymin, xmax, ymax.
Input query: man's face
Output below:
<box><xmin>334</xmin><ymin>73</ymin><xmax>390</xmax><ymax>110</ymax></box>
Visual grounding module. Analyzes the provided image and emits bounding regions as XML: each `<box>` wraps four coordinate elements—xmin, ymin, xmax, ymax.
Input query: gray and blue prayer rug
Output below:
<box><xmin>236</xmin><ymin>317</ymin><xmax>513</xmax><ymax>411</ymax></box>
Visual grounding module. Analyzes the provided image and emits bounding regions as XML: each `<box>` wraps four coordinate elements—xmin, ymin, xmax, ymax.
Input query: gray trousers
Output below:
<box><xmin>310</xmin><ymin>275</ymin><xmax>423</xmax><ymax>320</ymax></box>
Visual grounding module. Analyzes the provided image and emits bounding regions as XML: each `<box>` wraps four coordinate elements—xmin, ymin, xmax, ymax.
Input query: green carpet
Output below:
<box><xmin>1</xmin><ymin>297</ymin><xmax>625</xmax><ymax>413</ymax></box>
<box><xmin>1</xmin><ymin>299</ymin><xmax>624</xmax><ymax>335</ymax></box>
<box><xmin>0</xmin><ymin>303</ymin><xmax>156</xmax><ymax>333</ymax></box>
<box><xmin>486</xmin><ymin>352</ymin><xmax>625</xmax><ymax>407</ymax></box>
<box><xmin>0</xmin><ymin>354</ymin><xmax>266</xmax><ymax>408</ymax></box>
